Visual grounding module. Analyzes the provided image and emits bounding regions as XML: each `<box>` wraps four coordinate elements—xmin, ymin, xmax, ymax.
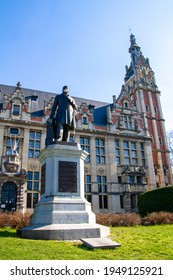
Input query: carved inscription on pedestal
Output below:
<box><xmin>59</xmin><ymin>161</ymin><xmax>77</xmax><ymax>192</ymax></box>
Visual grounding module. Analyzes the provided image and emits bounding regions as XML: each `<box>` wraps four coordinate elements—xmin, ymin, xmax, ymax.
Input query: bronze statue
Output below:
<box><xmin>46</xmin><ymin>86</ymin><xmax>77</xmax><ymax>144</ymax></box>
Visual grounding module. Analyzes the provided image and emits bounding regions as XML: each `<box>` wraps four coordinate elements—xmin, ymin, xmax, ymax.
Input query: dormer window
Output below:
<box><xmin>31</xmin><ymin>95</ymin><xmax>38</xmax><ymax>101</ymax></box>
<box><xmin>123</xmin><ymin>100</ymin><xmax>129</xmax><ymax>109</ymax></box>
<box><xmin>82</xmin><ymin>116</ymin><xmax>88</xmax><ymax>125</ymax></box>
<box><xmin>124</xmin><ymin>102</ymin><xmax>128</xmax><ymax>108</ymax></box>
<box><xmin>13</xmin><ymin>104</ymin><xmax>20</xmax><ymax>115</ymax></box>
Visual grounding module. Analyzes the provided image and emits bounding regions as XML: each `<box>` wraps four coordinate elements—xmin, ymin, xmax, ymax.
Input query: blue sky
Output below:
<box><xmin>0</xmin><ymin>0</ymin><xmax>173</xmax><ymax>130</ymax></box>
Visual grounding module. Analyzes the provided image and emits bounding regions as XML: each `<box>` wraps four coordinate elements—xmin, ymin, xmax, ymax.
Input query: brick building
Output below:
<box><xmin>0</xmin><ymin>35</ymin><xmax>172</xmax><ymax>213</ymax></box>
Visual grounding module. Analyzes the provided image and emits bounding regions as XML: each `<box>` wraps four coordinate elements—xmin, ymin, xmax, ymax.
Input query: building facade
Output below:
<box><xmin>0</xmin><ymin>35</ymin><xmax>172</xmax><ymax>213</ymax></box>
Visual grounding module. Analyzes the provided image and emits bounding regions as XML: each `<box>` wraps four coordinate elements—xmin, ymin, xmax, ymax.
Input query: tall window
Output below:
<box><xmin>140</xmin><ymin>142</ymin><xmax>146</xmax><ymax>166</ymax></box>
<box><xmin>27</xmin><ymin>171</ymin><xmax>40</xmax><ymax>209</ymax></box>
<box><xmin>85</xmin><ymin>175</ymin><xmax>91</xmax><ymax>193</ymax></box>
<box><xmin>27</xmin><ymin>193</ymin><xmax>39</xmax><ymax>209</ymax></box>
<box><xmin>97</xmin><ymin>175</ymin><xmax>108</xmax><ymax>209</ymax></box>
<box><xmin>115</xmin><ymin>140</ymin><xmax>121</xmax><ymax>165</ymax></box>
<box><xmin>123</xmin><ymin>141</ymin><xmax>130</xmax><ymax>164</ymax></box>
<box><xmin>97</xmin><ymin>175</ymin><xmax>107</xmax><ymax>193</ymax></box>
<box><xmin>80</xmin><ymin>137</ymin><xmax>90</xmax><ymax>163</ymax></box>
<box><xmin>28</xmin><ymin>131</ymin><xmax>41</xmax><ymax>158</ymax></box>
<box><xmin>131</xmin><ymin>142</ymin><xmax>137</xmax><ymax>165</ymax></box>
<box><xmin>123</xmin><ymin>116</ymin><xmax>132</xmax><ymax>129</ymax></box>
<box><xmin>123</xmin><ymin>141</ymin><xmax>138</xmax><ymax>165</ymax></box>
<box><xmin>6</xmin><ymin>137</ymin><xmax>19</xmax><ymax>155</ymax></box>
<box><xmin>95</xmin><ymin>138</ymin><xmax>105</xmax><ymax>164</ymax></box>
<box><xmin>131</xmin><ymin>194</ymin><xmax>139</xmax><ymax>209</ymax></box>
<box><xmin>84</xmin><ymin>175</ymin><xmax>92</xmax><ymax>203</ymax></box>
<box><xmin>27</xmin><ymin>171</ymin><xmax>39</xmax><ymax>191</ymax></box>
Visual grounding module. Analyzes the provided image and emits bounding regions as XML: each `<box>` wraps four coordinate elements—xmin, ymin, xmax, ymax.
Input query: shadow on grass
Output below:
<box><xmin>0</xmin><ymin>229</ymin><xmax>17</xmax><ymax>238</ymax></box>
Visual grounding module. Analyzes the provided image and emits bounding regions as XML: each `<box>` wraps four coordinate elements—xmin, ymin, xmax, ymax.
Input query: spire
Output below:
<box><xmin>129</xmin><ymin>34</ymin><xmax>142</xmax><ymax>68</ymax></box>
<box><xmin>129</xmin><ymin>34</ymin><xmax>141</xmax><ymax>52</ymax></box>
<box><xmin>16</xmin><ymin>81</ymin><xmax>22</xmax><ymax>90</ymax></box>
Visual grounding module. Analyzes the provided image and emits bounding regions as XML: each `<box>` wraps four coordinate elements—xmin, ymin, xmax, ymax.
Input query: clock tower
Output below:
<box><xmin>124</xmin><ymin>34</ymin><xmax>172</xmax><ymax>187</ymax></box>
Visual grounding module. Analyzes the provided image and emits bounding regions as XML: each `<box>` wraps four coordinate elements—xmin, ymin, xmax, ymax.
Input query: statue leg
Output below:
<box><xmin>56</xmin><ymin>123</ymin><xmax>64</xmax><ymax>141</ymax></box>
<box><xmin>62</xmin><ymin>125</ymin><xmax>70</xmax><ymax>141</ymax></box>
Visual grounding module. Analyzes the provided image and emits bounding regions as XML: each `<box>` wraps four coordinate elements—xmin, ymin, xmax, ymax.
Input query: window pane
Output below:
<box><xmin>137</xmin><ymin>176</ymin><xmax>142</xmax><ymax>184</ymax></box>
<box><xmin>27</xmin><ymin>193</ymin><xmax>32</xmax><ymax>208</ymax></box>
<box><xmin>116</xmin><ymin>157</ymin><xmax>120</xmax><ymax>165</ymax></box>
<box><xmin>33</xmin><ymin>193</ymin><xmax>39</xmax><ymax>207</ymax></box>
<box><xmin>10</xmin><ymin>128</ymin><xmax>19</xmax><ymax>135</ymax></box>
<box><xmin>86</xmin><ymin>184</ymin><xmax>91</xmax><ymax>192</ymax></box>
<box><xmin>140</xmin><ymin>143</ymin><xmax>144</xmax><ymax>150</ymax></box>
<box><xmin>132</xmin><ymin>150</ymin><xmax>137</xmax><ymax>157</ymax></box>
<box><xmin>95</xmin><ymin>139</ymin><xmax>99</xmax><ymax>146</ymax></box>
<box><xmin>85</xmin><ymin>138</ymin><xmax>89</xmax><ymax>145</ymax></box>
<box><xmin>27</xmin><ymin>171</ymin><xmax>33</xmax><ymax>180</ymax></box>
<box><xmin>100</xmin><ymin>139</ymin><xmax>104</xmax><ymax>146</ymax></box>
<box><xmin>96</xmin><ymin>156</ymin><xmax>100</xmax><ymax>164</ymax></box>
<box><xmin>30</xmin><ymin>131</ymin><xmax>35</xmax><ymax>139</ymax></box>
<box><xmin>131</xmin><ymin>142</ymin><xmax>136</xmax><ymax>149</ymax></box>
<box><xmin>129</xmin><ymin>176</ymin><xmax>135</xmax><ymax>184</ymax></box>
<box><xmin>118</xmin><ymin>176</ymin><xmax>122</xmax><ymax>184</ymax></box>
<box><xmin>80</xmin><ymin>137</ymin><xmax>84</xmax><ymax>145</ymax></box>
<box><xmin>35</xmin><ymin>150</ymin><xmax>40</xmax><ymax>157</ymax></box>
<box><xmin>7</xmin><ymin>138</ymin><xmax>12</xmax><ymax>146</ymax></box>
<box><xmin>86</xmin><ymin>175</ymin><xmax>91</xmax><ymax>183</ymax></box>
<box><xmin>132</xmin><ymin>158</ymin><xmax>138</xmax><ymax>165</ymax></box>
<box><xmin>36</xmin><ymin>132</ymin><xmax>41</xmax><ymax>140</ymax></box>
<box><xmin>115</xmin><ymin>140</ymin><xmax>119</xmax><ymax>148</ymax></box>
<box><xmin>28</xmin><ymin>150</ymin><xmax>34</xmax><ymax>158</ymax></box>
<box><xmin>102</xmin><ymin>176</ymin><xmax>106</xmax><ymax>184</ymax></box>
<box><xmin>123</xmin><ymin>141</ymin><xmax>129</xmax><ymax>149</ymax></box>
<box><xmin>116</xmin><ymin>148</ymin><xmax>120</xmax><ymax>156</ymax></box>
<box><xmin>85</xmin><ymin>156</ymin><xmax>90</xmax><ymax>163</ymax></box>
<box><xmin>29</xmin><ymin>140</ymin><xmax>34</xmax><ymax>148</ymax></box>
<box><xmin>35</xmin><ymin>141</ymin><xmax>40</xmax><ymax>149</ymax></box>
<box><xmin>104</xmin><ymin>195</ymin><xmax>108</xmax><ymax>209</ymax></box>
<box><xmin>124</xmin><ymin>150</ymin><xmax>129</xmax><ymax>157</ymax></box>
<box><xmin>13</xmin><ymin>105</ymin><xmax>20</xmax><ymax>115</ymax></box>
<box><xmin>101</xmin><ymin>156</ymin><xmax>105</xmax><ymax>164</ymax></box>
<box><xmin>27</xmin><ymin>181</ymin><xmax>32</xmax><ymax>190</ymax></box>
<box><xmin>6</xmin><ymin>147</ymin><xmax>12</xmax><ymax>155</ymax></box>
<box><xmin>34</xmin><ymin>182</ymin><xmax>39</xmax><ymax>191</ymax></box>
<box><xmin>34</xmin><ymin>172</ymin><xmax>39</xmax><ymax>180</ymax></box>
<box><xmin>125</xmin><ymin>157</ymin><xmax>130</xmax><ymax>164</ymax></box>
<box><xmin>97</xmin><ymin>176</ymin><xmax>101</xmax><ymax>183</ymax></box>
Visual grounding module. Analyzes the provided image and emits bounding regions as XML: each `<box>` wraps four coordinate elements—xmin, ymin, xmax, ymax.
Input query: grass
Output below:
<box><xmin>0</xmin><ymin>225</ymin><xmax>173</xmax><ymax>260</ymax></box>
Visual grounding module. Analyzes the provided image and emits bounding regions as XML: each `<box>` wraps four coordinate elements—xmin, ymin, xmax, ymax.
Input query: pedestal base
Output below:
<box><xmin>18</xmin><ymin>143</ymin><xmax>110</xmax><ymax>240</ymax></box>
<box><xmin>17</xmin><ymin>223</ymin><xmax>110</xmax><ymax>240</ymax></box>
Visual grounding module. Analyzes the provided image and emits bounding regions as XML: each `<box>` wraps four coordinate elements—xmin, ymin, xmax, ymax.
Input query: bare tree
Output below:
<box><xmin>167</xmin><ymin>130</ymin><xmax>173</xmax><ymax>167</ymax></box>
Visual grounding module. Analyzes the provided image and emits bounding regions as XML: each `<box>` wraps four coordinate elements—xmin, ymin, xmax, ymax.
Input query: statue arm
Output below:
<box><xmin>50</xmin><ymin>96</ymin><xmax>59</xmax><ymax>119</ymax></box>
<box><xmin>67</xmin><ymin>96</ymin><xmax>78</xmax><ymax>110</ymax></box>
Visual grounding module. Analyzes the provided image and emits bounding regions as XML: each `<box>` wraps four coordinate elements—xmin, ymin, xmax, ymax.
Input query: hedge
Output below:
<box><xmin>138</xmin><ymin>185</ymin><xmax>173</xmax><ymax>216</ymax></box>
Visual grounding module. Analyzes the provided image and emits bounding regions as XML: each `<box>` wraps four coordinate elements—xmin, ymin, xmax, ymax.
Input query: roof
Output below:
<box><xmin>0</xmin><ymin>84</ymin><xmax>109</xmax><ymax>110</ymax></box>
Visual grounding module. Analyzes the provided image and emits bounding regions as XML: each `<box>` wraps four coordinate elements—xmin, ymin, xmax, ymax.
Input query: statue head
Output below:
<box><xmin>62</xmin><ymin>85</ymin><xmax>69</xmax><ymax>95</ymax></box>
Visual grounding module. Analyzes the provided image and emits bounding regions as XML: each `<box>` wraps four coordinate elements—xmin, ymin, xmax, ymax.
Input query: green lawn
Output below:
<box><xmin>0</xmin><ymin>225</ymin><xmax>173</xmax><ymax>260</ymax></box>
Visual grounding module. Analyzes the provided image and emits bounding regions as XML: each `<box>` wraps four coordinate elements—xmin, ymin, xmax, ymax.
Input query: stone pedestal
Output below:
<box><xmin>18</xmin><ymin>143</ymin><xmax>110</xmax><ymax>240</ymax></box>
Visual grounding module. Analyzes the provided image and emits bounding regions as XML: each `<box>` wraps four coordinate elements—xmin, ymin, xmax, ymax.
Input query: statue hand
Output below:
<box><xmin>46</xmin><ymin>118</ymin><xmax>53</xmax><ymax>126</ymax></box>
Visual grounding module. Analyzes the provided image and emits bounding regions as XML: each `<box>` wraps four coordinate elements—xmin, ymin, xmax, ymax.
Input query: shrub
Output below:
<box><xmin>0</xmin><ymin>211</ymin><xmax>31</xmax><ymax>229</ymax></box>
<box><xmin>96</xmin><ymin>213</ymin><xmax>141</xmax><ymax>227</ymax></box>
<box><xmin>138</xmin><ymin>186</ymin><xmax>173</xmax><ymax>217</ymax></box>
<box><xmin>96</xmin><ymin>212</ymin><xmax>173</xmax><ymax>226</ymax></box>
<box><xmin>141</xmin><ymin>211</ymin><xmax>173</xmax><ymax>225</ymax></box>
